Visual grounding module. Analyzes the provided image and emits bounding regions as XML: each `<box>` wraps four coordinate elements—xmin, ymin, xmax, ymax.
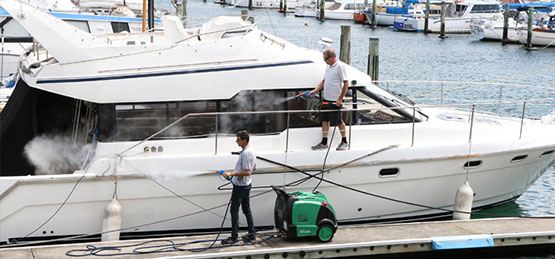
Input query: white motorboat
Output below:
<box><xmin>235</xmin><ymin>0</ymin><xmax>302</xmax><ymax>9</ymax></box>
<box><xmin>470</xmin><ymin>4</ymin><xmax>555</xmax><ymax>42</ymax></box>
<box><xmin>318</xmin><ymin>0</ymin><xmax>368</xmax><ymax>20</ymax></box>
<box><xmin>517</xmin><ymin>27</ymin><xmax>555</xmax><ymax>47</ymax></box>
<box><xmin>295</xmin><ymin>0</ymin><xmax>336</xmax><ymax>17</ymax></box>
<box><xmin>0</xmin><ymin>0</ymin><xmax>554</xmax><ymax>245</ymax></box>
<box><xmin>394</xmin><ymin>0</ymin><xmax>502</xmax><ymax>33</ymax></box>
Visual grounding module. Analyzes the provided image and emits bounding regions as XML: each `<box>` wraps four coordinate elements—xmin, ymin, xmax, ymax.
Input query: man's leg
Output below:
<box><xmin>322</xmin><ymin>121</ymin><xmax>330</xmax><ymax>140</ymax></box>
<box><xmin>241</xmin><ymin>185</ymin><xmax>256</xmax><ymax>235</ymax></box>
<box><xmin>338</xmin><ymin>121</ymin><xmax>346</xmax><ymax>138</ymax></box>
<box><xmin>230</xmin><ymin>186</ymin><xmax>242</xmax><ymax>239</ymax></box>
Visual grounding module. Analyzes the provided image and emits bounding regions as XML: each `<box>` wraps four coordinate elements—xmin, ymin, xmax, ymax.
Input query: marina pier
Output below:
<box><xmin>1</xmin><ymin>217</ymin><xmax>554</xmax><ymax>258</ymax></box>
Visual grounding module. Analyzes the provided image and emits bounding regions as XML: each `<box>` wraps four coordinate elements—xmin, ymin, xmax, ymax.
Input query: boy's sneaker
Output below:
<box><xmin>336</xmin><ymin>142</ymin><xmax>349</xmax><ymax>151</ymax></box>
<box><xmin>311</xmin><ymin>142</ymin><xmax>328</xmax><ymax>150</ymax></box>
<box><xmin>221</xmin><ymin>236</ymin><xmax>238</xmax><ymax>245</ymax></box>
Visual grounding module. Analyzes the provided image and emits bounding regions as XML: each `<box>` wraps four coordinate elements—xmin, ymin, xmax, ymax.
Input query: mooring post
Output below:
<box><xmin>439</xmin><ymin>1</ymin><xmax>446</xmax><ymax>38</ymax></box>
<box><xmin>502</xmin><ymin>4</ymin><xmax>509</xmax><ymax>44</ymax></box>
<box><xmin>526</xmin><ymin>7</ymin><xmax>534</xmax><ymax>49</ymax></box>
<box><xmin>241</xmin><ymin>9</ymin><xmax>248</xmax><ymax>21</ymax></box>
<box><xmin>284</xmin><ymin>0</ymin><xmax>287</xmax><ymax>15</ymax></box>
<box><xmin>367</xmin><ymin>38</ymin><xmax>379</xmax><ymax>84</ymax></box>
<box><xmin>424</xmin><ymin>0</ymin><xmax>430</xmax><ymax>33</ymax></box>
<box><xmin>340</xmin><ymin>26</ymin><xmax>351</xmax><ymax>64</ymax></box>
<box><xmin>371</xmin><ymin>0</ymin><xmax>377</xmax><ymax>28</ymax></box>
<box><xmin>183</xmin><ymin>0</ymin><xmax>187</xmax><ymax>27</ymax></box>
<box><xmin>280</xmin><ymin>0</ymin><xmax>283</xmax><ymax>13</ymax></box>
<box><xmin>248</xmin><ymin>0</ymin><xmax>253</xmax><ymax>10</ymax></box>
<box><xmin>319</xmin><ymin>0</ymin><xmax>325</xmax><ymax>21</ymax></box>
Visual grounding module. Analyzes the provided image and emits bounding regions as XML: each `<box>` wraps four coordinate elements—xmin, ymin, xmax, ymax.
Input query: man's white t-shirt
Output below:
<box><xmin>323</xmin><ymin>61</ymin><xmax>348</xmax><ymax>101</ymax></box>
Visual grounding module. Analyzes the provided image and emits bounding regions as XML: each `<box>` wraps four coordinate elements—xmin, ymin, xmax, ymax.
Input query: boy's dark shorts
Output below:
<box><xmin>318</xmin><ymin>102</ymin><xmax>343</xmax><ymax>126</ymax></box>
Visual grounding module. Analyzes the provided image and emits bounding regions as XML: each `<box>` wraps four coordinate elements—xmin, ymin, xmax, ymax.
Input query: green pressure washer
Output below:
<box><xmin>272</xmin><ymin>186</ymin><xmax>338</xmax><ymax>242</ymax></box>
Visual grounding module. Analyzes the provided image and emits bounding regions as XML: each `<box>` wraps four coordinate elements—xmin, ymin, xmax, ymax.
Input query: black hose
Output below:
<box><xmin>313</xmin><ymin>107</ymin><xmax>343</xmax><ymax>192</ymax></box>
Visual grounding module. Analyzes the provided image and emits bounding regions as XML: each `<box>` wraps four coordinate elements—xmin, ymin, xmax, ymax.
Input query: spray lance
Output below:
<box><xmin>218</xmin><ymin>170</ymin><xmax>233</xmax><ymax>182</ymax></box>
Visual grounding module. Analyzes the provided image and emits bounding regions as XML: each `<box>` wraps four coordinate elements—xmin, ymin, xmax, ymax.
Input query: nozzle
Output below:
<box><xmin>218</xmin><ymin>170</ymin><xmax>233</xmax><ymax>181</ymax></box>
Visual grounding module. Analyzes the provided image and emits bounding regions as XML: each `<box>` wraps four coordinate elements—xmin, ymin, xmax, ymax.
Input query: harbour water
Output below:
<box><xmin>159</xmin><ymin>1</ymin><xmax>555</xmax><ymax>218</ymax></box>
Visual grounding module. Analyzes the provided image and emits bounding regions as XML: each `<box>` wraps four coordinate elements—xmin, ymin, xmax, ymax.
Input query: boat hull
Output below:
<box><xmin>1</xmin><ymin>124</ymin><xmax>554</xmax><ymax>243</ymax></box>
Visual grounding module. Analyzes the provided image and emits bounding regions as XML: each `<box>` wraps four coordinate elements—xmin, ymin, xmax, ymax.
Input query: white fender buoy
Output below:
<box><xmin>453</xmin><ymin>180</ymin><xmax>474</xmax><ymax>220</ymax></box>
<box><xmin>101</xmin><ymin>198</ymin><xmax>122</xmax><ymax>242</ymax></box>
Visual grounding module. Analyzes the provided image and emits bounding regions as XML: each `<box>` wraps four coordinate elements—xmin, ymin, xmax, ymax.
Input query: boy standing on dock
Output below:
<box><xmin>220</xmin><ymin>130</ymin><xmax>257</xmax><ymax>244</ymax></box>
<box><xmin>305</xmin><ymin>48</ymin><xmax>349</xmax><ymax>151</ymax></box>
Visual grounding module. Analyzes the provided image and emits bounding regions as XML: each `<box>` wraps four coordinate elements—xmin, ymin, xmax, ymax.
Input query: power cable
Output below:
<box><xmin>256</xmin><ymin>155</ymin><xmax>555</xmax><ymax>219</ymax></box>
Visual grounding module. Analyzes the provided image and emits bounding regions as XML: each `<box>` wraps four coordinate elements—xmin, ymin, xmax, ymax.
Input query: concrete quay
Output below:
<box><xmin>1</xmin><ymin>217</ymin><xmax>554</xmax><ymax>258</ymax></box>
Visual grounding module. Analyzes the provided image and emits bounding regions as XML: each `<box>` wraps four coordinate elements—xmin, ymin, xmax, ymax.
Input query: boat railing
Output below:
<box><xmin>371</xmin><ymin>79</ymin><xmax>555</xmax><ymax>116</ymax></box>
<box><xmin>119</xmin><ymin>96</ymin><xmax>555</xmax><ymax>156</ymax></box>
<box><xmin>174</xmin><ymin>15</ymin><xmax>265</xmax><ymax>45</ymax></box>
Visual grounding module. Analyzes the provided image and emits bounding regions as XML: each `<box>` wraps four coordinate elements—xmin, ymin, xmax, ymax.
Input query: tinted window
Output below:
<box><xmin>111</xmin><ymin>22</ymin><xmax>130</xmax><ymax>33</ymax></box>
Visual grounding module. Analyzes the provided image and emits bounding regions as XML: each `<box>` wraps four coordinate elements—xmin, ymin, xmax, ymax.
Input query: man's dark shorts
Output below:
<box><xmin>318</xmin><ymin>101</ymin><xmax>343</xmax><ymax>126</ymax></box>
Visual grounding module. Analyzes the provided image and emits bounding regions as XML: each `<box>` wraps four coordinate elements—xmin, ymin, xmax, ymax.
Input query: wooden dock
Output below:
<box><xmin>1</xmin><ymin>217</ymin><xmax>554</xmax><ymax>258</ymax></box>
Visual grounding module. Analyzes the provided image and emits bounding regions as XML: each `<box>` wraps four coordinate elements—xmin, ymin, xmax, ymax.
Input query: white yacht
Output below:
<box><xmin>517</xmin><ymin>27</ymin><xmax>555</xmax><ymax>47</ymax></box>
<box><xmin>235</xmin><ymin>0</ymin><xmax>303</xmax><ymax>9</ymax></box>
<box><xmin>318</xmin><ymin>1</ymin><xmax>368</xmax><ymax>20</ymax></box>
<box><xmin>0</xmin><ymin>3</ymin><xmax>162</xmax><ymax>83</ymax></box>
<box><xmin>394</xmin><ymin>0</ymin><xmax>502</xmax><ymax>33</ymax></box>
<box><xmin>0</xmin><ymin>0</ymin><xmax>554</xmax><ymax>244</ymax></box>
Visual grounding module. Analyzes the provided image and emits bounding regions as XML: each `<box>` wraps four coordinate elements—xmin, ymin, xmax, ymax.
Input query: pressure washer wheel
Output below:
<box><xmin>316</xmin><ymin>223</ymin><xmax>334</xmax><ymax>242</ymax></box>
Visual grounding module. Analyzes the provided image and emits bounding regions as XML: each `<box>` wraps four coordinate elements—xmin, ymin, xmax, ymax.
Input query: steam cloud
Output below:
<box><xmin>24</xmin><ymin>135</ymin><xmax>91</xmax><ymax>175</ymax></box>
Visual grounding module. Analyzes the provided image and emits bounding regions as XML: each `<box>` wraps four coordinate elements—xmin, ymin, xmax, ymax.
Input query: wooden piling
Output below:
<box><xmin>248</xmin><ymin>0</ymin><xmax>253</xmax><ymax>10</ymax></box>
<box><xmin>340</xmin><ymin>26</ymin><xmax>351</xmax><ymax>64</ymax></box>
<box><xmin>241</xmin><ymin>10</ymin><xmax>248</xmax><ymax>21</ymax></box>
<box><xmin>526</xmin><ymin>7</ymin><xmax>534</xmax><ymax>49</ymax></box>
<box><xmin>319</xmin><ymin>0</ymin><xmax>325</xmax><ymax>21</ymax></box>
<box><xmin>371</xmin><ymin>0</ymin><xmax>377</xmax><ymax>28</ymax></box>
<box><xmin>424</xmin><ymin>0</ymin><xmax>430</xmax><ymax>33</ymax></box>
<box><xmin>284</xmin><ymin>0</ymin><xmax>287</xmax><ymax>15</ymax></box>
<box><xmin>279</xmin><ymin>0</ymin><xmax>283</xmax><ymax>13</ymax></box>
<box><xmin>439</xmin><ymin>1</ymin><xmax>446</xmax><ymax>39</ymax></box>
<box><xmin>502</xmin><ymin>3</ymin><xmax>509</xmax><ymax>43</ymax></box>
<box><xmin>182</xmin><ymin>0</ymin><xmax>187</xmax><ymax>27</ymax></box>
<box><xmin>367</xmin><ymin>38</ymin><xmax>379</xmax><ymax>83</ymax></box>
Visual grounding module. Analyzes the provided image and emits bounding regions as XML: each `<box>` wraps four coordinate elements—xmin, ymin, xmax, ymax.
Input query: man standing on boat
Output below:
<box><xmin>305</xmin><ymin>48</ymin><xmax>349</xmax><ymax>151</ymax></box>
<box><xmin>220</xmin><ymin>130</ymin><xmax>257</xmax><ymax>244</ymax></box>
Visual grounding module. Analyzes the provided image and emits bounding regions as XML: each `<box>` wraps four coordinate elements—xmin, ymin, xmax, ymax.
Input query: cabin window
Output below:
<box><xmin>540</xmin><ymin>150</ymin><xmax>554</xmax><ymax>157</ymax></box>
<box><xmin>510</xmin><ymin>155</ymin><xmax>527</xmax><ymax>163</ymax></box>
<box><xmin>470</xmin><ymin>4</ymin><xmax>499</xmax><ymax>13</ymax></box>
<box><xmin>114</xmin><ymin>101</ymin><xmax>217</xmax><ymax>141</ymax></box>
<box><xmin>455</xmin><ymin>4</ymin><xmax>467</xmax><ymax>14</ymax></box>
<box><xmin>65</xmin><ymin>20</ymin><xmax>91</xmax><ymax>33</ymax></box>
<box><xmin>379</xmin><ymin>168</ymin><xmax>399</xmax><ymax>177</ymax></box>
<box><xmin>111</xmin><ymin>22</ymin><xmax>130</xmax><ymax>33</ymax></box>
<box><xmin>103</xmin><ymin>87</ymin><xmax>417</xmax><ymax>141</ymax></box>
<box><xmin>463</xmin><ymin>160</ymin><xmax>482</xmax><ymax>169</ymax></box>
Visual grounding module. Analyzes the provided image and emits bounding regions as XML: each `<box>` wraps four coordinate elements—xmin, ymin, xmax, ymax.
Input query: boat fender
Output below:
<box><xmin>453</xmin><ymin>181</ymin><xmax>474</xmax><ymax>220</ymax></box>
<box><xmin>101</xmin><ymin>198</ymin><xmax>123</xmax><ymax>242</ymax></box>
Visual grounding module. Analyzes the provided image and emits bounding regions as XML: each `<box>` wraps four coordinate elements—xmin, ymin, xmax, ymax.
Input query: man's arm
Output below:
<box><xmin>336</xmin><ymin>80</ymin><xmax>349</xmax><ymax>106</ymax></box>
<box><xmin>222</xmin><ymin>169</ymin><xmax>251</xmax><ymax>178</ymax></box>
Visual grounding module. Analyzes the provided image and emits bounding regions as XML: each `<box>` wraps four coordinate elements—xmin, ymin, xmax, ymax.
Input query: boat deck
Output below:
<box><xmin>1</xmin><ymin>217</ymin><xmax>554</xmax><ymax>258</ymax></box>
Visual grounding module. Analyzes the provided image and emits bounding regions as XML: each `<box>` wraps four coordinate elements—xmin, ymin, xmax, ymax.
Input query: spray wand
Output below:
<box><xmin>218</xmin><ymin>170</ymin><xmax>233</xmax><ymax>182</ymax></box>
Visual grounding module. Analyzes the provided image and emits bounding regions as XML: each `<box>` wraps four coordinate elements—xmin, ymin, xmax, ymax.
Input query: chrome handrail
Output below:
<box><xmin>119</xmin><ymin>97</ymin><xmax>555</xmax><ymax>156</ymax></box>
